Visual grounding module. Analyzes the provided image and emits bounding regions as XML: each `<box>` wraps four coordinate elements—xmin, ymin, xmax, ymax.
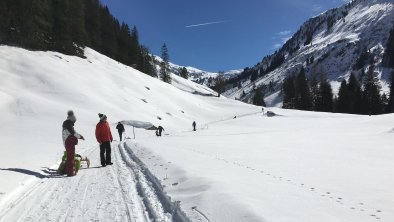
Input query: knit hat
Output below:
<box><xmin>67</xmin><ymin>110</ymin><xmax>76</xmax><ymax>122</ymax></box>
<box><xmin>98</xmin><ymin>113</ymin><xmax>107</xmax><ymax>121</ymax></box>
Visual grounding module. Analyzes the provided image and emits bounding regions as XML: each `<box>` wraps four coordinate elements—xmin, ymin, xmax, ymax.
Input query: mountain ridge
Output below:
<box><xmin>224</xmin><ymin>0</ymin><xmax>394</xmax><ymax>107</ymax></box>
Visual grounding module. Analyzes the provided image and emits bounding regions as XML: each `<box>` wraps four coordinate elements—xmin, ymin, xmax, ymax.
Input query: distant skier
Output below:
<box><xmin>96</xmin><ymin>113</ymin><xmax>113</xmax><ymax>167</ymax></box>
<box><xmin>62</xmin><ymin>110</ymin><xmax>84</xmax><ymax>176</ymax></box>
<box><xmin>116</xmin><ymin>122</ymin><xmax>125</xmax><ymax>141</ymax></box>
<box><xmin>192</xmin><ymin>121</ymin><xmax>196</xmax><ymax>131</ymax></box>
<box><xmin>157</xmin><ymin>125</ymin><xmax>164</xmax><ymax>136</ymax></box>
<box><xmin>262</xmin><ymin>107</ymin><xmax>264</xmax><ymax>115</ymax></box>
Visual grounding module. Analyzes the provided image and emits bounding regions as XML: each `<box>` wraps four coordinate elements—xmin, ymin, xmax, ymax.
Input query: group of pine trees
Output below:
<box><xmin>283</xmin><ymin>66</ymin><xmax>394</xmax><ymax>115</ymax></box>
<box><xmin>0</xmin><ymin>0</ymin><xmax>157</xmax><ymax>77</ymax></box>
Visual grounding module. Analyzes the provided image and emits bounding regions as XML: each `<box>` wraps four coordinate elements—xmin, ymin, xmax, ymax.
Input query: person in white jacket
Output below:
<box><xmin>62</xmin><ymin>110</ymin><xmax>84</xmax><ymax>176</ymax></box>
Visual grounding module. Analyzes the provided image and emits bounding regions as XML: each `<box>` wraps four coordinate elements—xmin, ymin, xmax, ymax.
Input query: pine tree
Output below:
<box><xmin>180</xmin><ymin>67</ymin><xmax>188</xmax><ymax>79</ymax></box>
<box><xmin>309</xmin><ymin>74</ymin><xmax>319</xmax><ymax>110</ymax></box>
<box><xmin>337</xmin><ymin>80</ymin><xmax>349</xmax><ymax>113</ymax></box>
<box><xmin>26</xmin><ymin>0</ymin><xmax>53</xmax><ymax>50</ymax></box>
<box><xmin>116</xmin><ymin>22</ymin><xmax>131</xmax><ymax>64</ymax></box>
<box><xmin>282</xmin><ymin>75</ymin><xmax>296</xmax><ymax>109</ymax></box>
<box><xmin>84</xmin><ymin>0</ymin><xmax>102</xmax><ymax>50</ymax></box>
<box><xmin>294</xmin><ymin>67</ymin><xmax>312</xmax><ymax>110</ymax></box>
<box><xmin>384</xmin><ymin>24</ymin><xmax>394</xmax><ymax>68</ymax></box>
<box><xmin>0</xmin><ymin>0</ymin><xmax>9</xmax><ymax>44</ymax></box>
<box><xmin>160</xmin><ymin>43</ymin><xmax>171</xmax><ymax>83</ymax></box>
<box><xmin>129</xmin><ymin>26</ymin><xmax>142</xmax><ymax>67</ymax></box>
<box><xmin>253</xmin><ymin>87</ymin><xmax>266</xmax><ymax>106</ymax></box>
<box><xmin>387</xmin><ymin>71</ymin><xmax>394</xmax><ymax>112</ymax></box>
<box><xmin>315</xmin><ymin>79</ymin><xmax>333</xmax><ymax>112</ymax></box>
<box><xmin>99</xmin><ymin>6</ymin><xmax>117</xmax><ymax>58</ymax></box>
<box><xmin>362</xmin><ymin>66</ymin><xmax>383</xmax><ymax>115</ymax></box>
<box><xmin>381</xmin><ymin>93</ymin><xmax>389</xmax><ymax>113</ymax></box>
<box><xmin>52</xmin><ymin>0</ymin><xmax>74</xmax><ymax>55</ymax></box>
<box><xmin>347</xmin><ymin>73</ymin><xmax>362</xmax><ymax>114</ymax></box>
<box><xmin>139</xmin><ymin>45</ymin><xmax>157</xmax><ymax>77</ymax></box>
<box><xmin>68</xmin><ymin>0</ymin><xmax>88</xmax><ymax>52</ymax></box>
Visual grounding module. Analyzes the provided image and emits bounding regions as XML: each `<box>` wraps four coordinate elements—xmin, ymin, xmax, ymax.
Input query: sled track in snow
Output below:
<box><xmin>119</xmin><ymin>142</ymin><xmax>191</xmax><ymax>222</ymax></box>
<box><xmin>0</xmin><ymin>142</ymin><xmax>191</xmax><ymax>222</ymax></box>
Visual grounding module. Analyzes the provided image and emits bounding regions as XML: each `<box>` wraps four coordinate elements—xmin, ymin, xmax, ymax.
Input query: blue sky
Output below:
<box><xmin>100</xmin><ymin>0</ymin><xmax>349</xmax><ymax>72</ymax></box>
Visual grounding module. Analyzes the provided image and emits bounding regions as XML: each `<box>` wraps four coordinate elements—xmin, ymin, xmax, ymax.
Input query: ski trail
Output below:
<box><xmin>0</xmin><ymin>143</ymin><xmax>150</xmax><ymax>222</ymax></box>
<box><xmin>119</xmin><ymin>142</ymin><xmax>191</xmax><ymax>222</ymax></box>
<box><xmin>192</xmin><ymin>206</ymin><xmax>211</xmax><ymax>222</ymax></box>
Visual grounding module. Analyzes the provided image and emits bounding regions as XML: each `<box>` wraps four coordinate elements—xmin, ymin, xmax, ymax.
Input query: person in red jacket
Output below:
<box><xmin>96</xmin><ymin>113</ymin><xmax>113</xmax><ymax>167</ymax></box>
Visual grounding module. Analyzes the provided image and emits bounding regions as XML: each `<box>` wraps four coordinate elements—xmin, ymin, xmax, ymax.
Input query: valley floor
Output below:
<box><xmin>1</xmin><ymin>109</ymin><xmax>394</xmax><ymax>222</ymax></box>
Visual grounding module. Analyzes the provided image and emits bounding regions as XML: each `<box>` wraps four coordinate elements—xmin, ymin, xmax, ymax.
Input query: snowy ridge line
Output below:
<box><xmin>120</xmin><ymin>142</ymin><xmax>191</xmax><ymax>222</ymax></box>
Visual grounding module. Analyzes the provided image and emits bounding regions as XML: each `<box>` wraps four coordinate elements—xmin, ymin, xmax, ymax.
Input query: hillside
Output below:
<box><xmin>224</xmin><ymin>0</ymin><xmax>394</xmax><ymax>107</ymax></box>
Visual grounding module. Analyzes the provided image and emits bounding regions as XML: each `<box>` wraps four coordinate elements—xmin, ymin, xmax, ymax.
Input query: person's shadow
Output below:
<box><xmin>0</xmin><ymin>168</ymin><xmax>65</xmax><ymax>179</ymax></box>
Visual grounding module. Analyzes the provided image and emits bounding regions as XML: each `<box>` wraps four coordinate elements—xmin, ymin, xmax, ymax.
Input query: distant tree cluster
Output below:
<box><xmin>252</xmin><ymin>86</ymin><xmax>266</xmax><ymax>106</ymax></box>
<box><xmin>179</xmin><ymin>67</ymin><xmax>189</xmax><ymax>79</ymax></box>
<box><xmin>0</xmin><ymin>0</ymin><xmax>156</xmax><ymax>77</ymax></box>
<box><xmin>213</xmin><ymin>72</ymin><xmax>227</xmax><ymax>97</ymax></box>
<box><xmin>383</xmin><ymin>24</ymin><xmax>394</xmax><ymax>68</ymax></box>
<box><xmin>282</xmin><ymin>66</ymin><xmax>392</xmax><ymax>115</ymax></box>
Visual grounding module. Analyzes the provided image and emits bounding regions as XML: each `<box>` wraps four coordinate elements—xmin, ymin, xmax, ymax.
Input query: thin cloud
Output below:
<box><xmin>273</xmin><ymin>43</ymin><xmax>282</xmax><ymax>49</ymax></box>
<box><xmin>273</xmin><ymin>30</ymin><xmax>292</xmax><ymax>49</ymax></box>
<box><xmin>277</xmin><ymin>30</ymin><xmax>291</xmax><ymax>36</ymax></box>
<box><xmin>185</xmin><ymin>20</ymin><xmax>232</xmax><ymax>28</ymax></box>
<box><xmin>312</xmin><ymin>4</ymin><xmax>323</xmax><ymax>13</ymax></box>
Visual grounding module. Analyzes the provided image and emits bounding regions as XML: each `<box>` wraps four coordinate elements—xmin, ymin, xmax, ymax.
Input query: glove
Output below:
<box><xmin>80</xmin><ymin>135</ymin><xmax>85</xmax><ymax>140</ymax></box>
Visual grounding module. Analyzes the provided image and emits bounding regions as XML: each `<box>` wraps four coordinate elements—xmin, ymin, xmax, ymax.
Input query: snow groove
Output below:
<box><xmin>120</xmin><ymin>142</ymin><xmax>191</xmax><ymax>222</ymax></box>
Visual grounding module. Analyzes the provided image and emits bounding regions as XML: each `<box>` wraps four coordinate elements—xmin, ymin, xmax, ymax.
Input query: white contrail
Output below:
<box><xmin>185</xmin><ymin>20</ymin><xmax>231</xmax><ymax>28</ymax></box>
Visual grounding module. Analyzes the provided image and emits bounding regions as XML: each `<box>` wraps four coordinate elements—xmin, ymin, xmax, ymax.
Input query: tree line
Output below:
<box><xmin>0</xmin><ymin>0</ymin><xmax>156</xmax><ymax>77</ymax></box>
<box><xmin>282</xmin><ymin>66</ymin><xmax>394</xmax><ymax>115</ymax></box>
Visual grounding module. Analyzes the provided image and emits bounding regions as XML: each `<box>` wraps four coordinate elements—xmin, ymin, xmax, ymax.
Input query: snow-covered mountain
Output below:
<box><xmin>1</xmin><ymin>46</ymin><xmax>394</xmax><ymax>222</ymax></box>
<box><xmin>153</xmin><ymin>55</ymin><xmax>242</xmax><ymax>86</ymax></box>
<box><xmin>224</xmin><ymin>0</ymin><xmax>394</xmax><ymax>106</ymax></box>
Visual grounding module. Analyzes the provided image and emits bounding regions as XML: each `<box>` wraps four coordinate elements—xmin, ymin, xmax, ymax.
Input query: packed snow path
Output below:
<box><xmin>0</xmin><ymin>142</ymin><xmax>187</xmax><ymax>222</ymax></box>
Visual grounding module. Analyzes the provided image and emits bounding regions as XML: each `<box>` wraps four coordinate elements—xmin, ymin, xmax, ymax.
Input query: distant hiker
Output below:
<box><xmin>233</xmin><ymin>116</ymin><xmax>237</xmax><ymax>119</ymax></box>
<box><xmin>116</xmin><ymin>122</ymin><xmax>125</xmax><ymax>141</ymax></box>
<box><xmin>62</xmin><ymin>110</ymin><xmax>84</xmax><ymax>176</ymax></box>
<box><xmin>157</xmin><ymin>126</ymin><xmax>164</xmax><ymax>136</ymax></box>
<box><xmin>192</xmin><ymin>121</ymin><xmax>196</xmax><ymax>131</ymax></box>
<box><xmin>96</xmin><ymin>113</ymin><xmax>113</xmax><ymax>167</ymax></box>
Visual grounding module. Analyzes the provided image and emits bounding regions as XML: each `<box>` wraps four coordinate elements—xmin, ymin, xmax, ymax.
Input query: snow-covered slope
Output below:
<box><xmin>224</xmin><ymin>0</ymin><xmax>394</xmax><ymax>106</ymax></box>
<box><xmin>1</xmin><ymin>46</ymin><xmax>394</xmax><ymax>222</ymax></box>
